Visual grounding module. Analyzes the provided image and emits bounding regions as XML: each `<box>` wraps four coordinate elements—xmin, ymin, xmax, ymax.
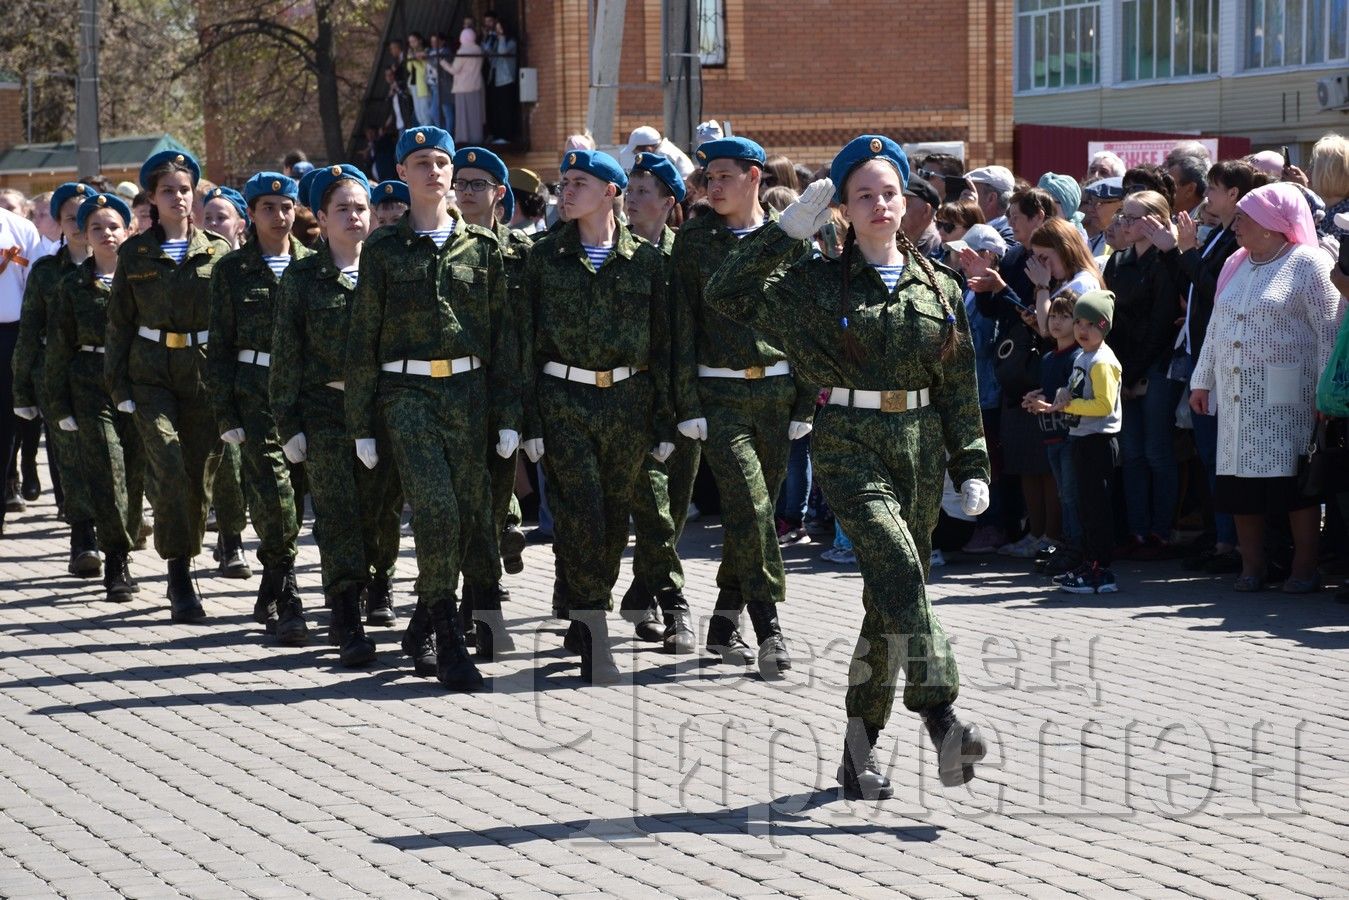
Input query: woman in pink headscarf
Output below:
<box><xmin>1190</xmin><ymin>182</ymin><xmax>1344</xmax><ymax>593</ymax></box>
<box><xmin>446</xmin><ymin>27</ymin><xmax>486</xmax><ymax>144</ymax></box>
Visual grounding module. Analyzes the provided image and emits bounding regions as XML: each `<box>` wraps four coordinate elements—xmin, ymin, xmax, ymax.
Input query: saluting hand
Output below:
<box><xmin>959</xmin><ymin>479</ymin><xmax>990</xmax><ymax>517</ymax></box>
<box><xmin>779</xmin><ymin>178</ymin><xmax>835</xmax><ymax>240</ymax></box>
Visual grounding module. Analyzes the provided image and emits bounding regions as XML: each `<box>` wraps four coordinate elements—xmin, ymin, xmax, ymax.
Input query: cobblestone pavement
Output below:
<box><xmin>2</xmin><ymin>457</ymin><xmax>1347</xmax><ymax>899</ymax></box>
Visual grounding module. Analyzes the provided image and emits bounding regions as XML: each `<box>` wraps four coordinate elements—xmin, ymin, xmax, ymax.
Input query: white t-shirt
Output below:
<box><xmin>0</xmin><ymin>207</ymin><xmax>42</xmax><ymax>323</ymax></box>
<box><xmin>1055</xmin><ymin>269</ymin><xmax>1101</xmax><ymax>299</ymax></box>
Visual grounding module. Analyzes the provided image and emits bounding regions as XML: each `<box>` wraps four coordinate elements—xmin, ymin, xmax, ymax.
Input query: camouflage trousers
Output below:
<box><xmin>31</xmin><ymin>359</ymin><xmax>93</xmax><ymax>525</ymax></box>
<box><xmin>378</xmin><ymin>370</ymin><xmax>491</xmax><ymax>605</ymax></box>
<box><xmin>540</xmin><ymin>372</ymin><xmax>652</xmax><ymax>612</ymax></box>
<box><xmin>698</xmin><ymin>376</ymin><xmax>794</xmax><ymax>606</ymax></box>
<box><xmin>131</xmin><ymin>378</ymin><xmax>217</xmax><ymax>560</ymax></box>
<box><xmin>67</xmin><ymin>353</ymin><xmax>144</xmax><ymax>553</ymax></box>
<box><xmin>228</xmin><ymin>366</ymin><xmax>299</xmax><ymax>567</ymax></box>
<box><xmin>209</xmin><ymin>441</ymin><xmax>247</xmax><ymax>535</ymax></box>
<box><xmin>460</xmin><ymin>446</ymin><xmax>520</xmax><ymax>590</ymax></box>
<box><xmin>811</xmin><ymin>403</ymin><xmax>960</xmax><ymax>730</ymax></box>
<box><xmin>629</xmin><ymin>434</ymin><xmax>699</xmax><ymax>595</ymax></box>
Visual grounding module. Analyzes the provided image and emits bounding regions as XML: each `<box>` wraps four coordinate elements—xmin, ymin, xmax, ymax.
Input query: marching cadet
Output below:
<box><xmin>373</xmin><ymin>181</ymin><xmax>410</xmax><ymax>228</ymax></box>
<box><xmin>346</xmin><ymin>125</ymin><xmax>519</xmax><ymax>691</ymax></box>
<box><xmin>44</xmin><ymin>193</ymin><xmax>145</xmax><ymax>600</ymax></box>
<box><xmin>106</xmin><ymin>149</ymin><xmax>233</xmax><ymax>622</ymax></box>
<box><xmin>616</xmin><ymin>152</ymin><xmax>696</xmax><ymax>654</ymax></box>
<box><xmin>199</xmin><ymin>184</ymin><xmax>252</xmax><ymax>579</ymax></box>
<box><xmin>12</xmin><ymin>182</ymin><xmax>101</xmax><ymax>576</ymax></box>
<box><xmin>704</xmin><ymin>135</ymin><xmax>991</xmax><ymax>796</ymax></box>
<box><xmin>272</xmin><ymin>164</ymin><xmax>404</xmax><ymax>668</ymax></box>
<box><xmin>206</xmin><ymin>173</ymin><xmax>312</xmax><ymax>644</ymax></box>
<box><xmin>519</xmin><ymin>149</ymin><xmax>677</xmax><ymax>683</ymax></box>
<box><xmin>671</xmin><ymin>137</ymin><xmax>818</xmax><ymax>679</ymax></box>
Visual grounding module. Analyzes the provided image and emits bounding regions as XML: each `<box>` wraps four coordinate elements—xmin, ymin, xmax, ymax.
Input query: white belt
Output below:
<box><xmin>325</xmin><ymin>380</ymin><xmax>345</xmax><ymax>391</ymax></box>
<box><xmin>697</xmin><ymin>361</ymin><xmax>791</xmax><ymax>380</ymax></box>
<box><xmin>542</xmin><ymin>361</ymin><xmax>645</xmax><ymax>388</ymax></box>
<box><xmin>237</xmin><ymin>349</ymin><xmax>271</xmax><ymax>367</ymax></box>
<box><xmin>380</xmin><ymin>356</ymin><xmax>481</xmax><ymax>378</ymax></box>
<box><xmin>137</xmin><ymin>326</ymin><xmax>209</xmax><ymax>348</ymax></box>
<box><xmin>828</xmin><ymin>387</ymin><xmax>931</xmax><ymax>413</ymax></box>
<box><xmin>78</xmin><ymin>345</ymin><xmax>106</xmax><ymax>354</ymax></box>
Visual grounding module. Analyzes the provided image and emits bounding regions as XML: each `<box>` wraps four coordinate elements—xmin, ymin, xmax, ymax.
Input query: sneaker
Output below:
<box><xmin>1057</xmin><ymin>563</ymin><xmax>1118</xmax><ymax>594</ymax></box>
<box><xmin>930</xmin><ymin>549</ymin><xmax>947</xmax><ymax>568</ymax></box>
<box><xmin>997</xmin><ymin>534</ymin><xmax>1041</xmax><ymax>558</ymax></box>
<box><xmin>961</xmin><ymin>525</ymin><xmax>1005</xmax><ymax>555</ymax></box>
<box><xmin>1052</xmin><ymin>563</ymin><xmax>1088</xmax><ymax>587</ymax></box>
<box><xmin>1044</xmin><ymin>547</ymin><xmax>1084</xmax><ymax>576</ymax></box>
<box><xmin>820</xmin><ymin>547</ymin><xmax>857</xmax><ymax>565</ymax></box>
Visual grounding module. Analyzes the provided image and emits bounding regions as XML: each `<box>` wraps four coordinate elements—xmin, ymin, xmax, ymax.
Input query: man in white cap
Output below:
<box><xmin>620</xmin><ymin>125</ymin><xmax>696</xmax><ymax>179</ymax></box>
<box><xmin>967</xmin><ymin>165</ymin><xmax>1016</xmax><ymax>243</ymax></box>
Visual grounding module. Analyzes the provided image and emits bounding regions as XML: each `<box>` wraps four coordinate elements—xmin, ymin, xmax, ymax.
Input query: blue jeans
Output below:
<box><xmin>535</xmin><ymin>463</ymin><xmax>554</xmax><ymax>536</ymax></box>
<box><xmin>1120</xmin><ymin>361</ymin><xmax>1181</xmax><ymax>537</ymax></box>
<box><xmin>833</xmin><ymin>520</ymin><xmax>853</xmax><ymax>552</ymax></box>
<box><xmin>1045</xmin><ymin>440</ymin><xmax>1081</xmax><ymax>546</ymax></box>
<box><xmin>1191</xmin><ymin>410</ymin><xmax>1237</xmax><ymax>546</ymax></box>
<box><xmin>774</xmin><ymin>435</ymin><xmax>811</xmax><ymax>524</ymax></box>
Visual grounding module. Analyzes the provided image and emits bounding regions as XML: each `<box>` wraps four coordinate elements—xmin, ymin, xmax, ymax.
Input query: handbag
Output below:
<box><xmin>1316</xmin><ymin>317</ymin><xmax>1349</xmax><ymax>417</ymax></box>
<box><xmin>1299</xmin><ymin>418</ymin><xmax>1349</xmax><ymax>497</ymax></box>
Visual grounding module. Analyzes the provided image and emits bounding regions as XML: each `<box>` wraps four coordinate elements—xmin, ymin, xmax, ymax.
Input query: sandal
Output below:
<box><xmin>1281</xmin><ymin>576</ymin><xmax>1320</xmax><ymax>595</ymax></box>
<box><xmin>1233</xmin><ymin>574</ymin><xmax>1265</xmax><ymax>593</ymax></box>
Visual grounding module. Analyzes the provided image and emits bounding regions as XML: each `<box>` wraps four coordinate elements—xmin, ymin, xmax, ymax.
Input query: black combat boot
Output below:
<box><xmin>274</xmin><ymin>563</ymin><xmax>308</xmax><ymax>647</ymax></box>
<box><xmin>500</xmin><ymin>523</ymin><xmax>526</xmax><ymax>575</ymax></box>
<box><xmin>574</xmin><ymin>610</ymin><xmax>619</xmax><ymax>685</ymax></box>
<box><xmin>400</xmin><ymin>596</ymin><xmax>437</xmax><ymax>677</ymax></box>
<box><xmin>746</xmin><ymin>600</ymin><xmax>791</xmax><ymax>680</ymax></box>
<box><xmin>430</xmin><ymin>596</ymin><xmax>484</xmax><ymax>691</ymax></box>
<box><xmin>551</xmin><ymin>554</ymin><xmax>569</xmax><ymax>620</ymax></box>
<box><xmin>68</xmin><ymin>520</ymin><xmax>101</xmax><ymax>578</ymax></box>
<box><xmin>253</xmin><ymin>566</ymin><xmax>279</xmax><ymax>635</ymax></box>
<box><xmin>166</xmin><ymin>557</ymin><xmax>205</xmax><ymax>623</ymax></box>
<box><xmin>620</xmin><ymin>580</ymin><xmax>664</xmax><ymax>643</ymax></box>
<box><xmin>332</xmin><ymin>583</ymin><xmax>376</xmax><ymax>668</ymax></box>
<box><xmin>657</xmin><ymin>589</ymin><xmax>695</xmax><ymax>655</ymax></box>
<box><xmin>470</xmin><ymin>583</ymin><xmax>514</xmax><ymax>661</ymax></box>
<box><xmin>837</xmin><ymin>719</ymin><xmax>893</xmax><ymax>800</ymax></box>
<box><xmin>214</xmin><ymin>531</ymin><xmax>252</xmax><ymax>579</ymax></box>
<box><xmin>458</xmin><ymin>584</ymin><xmax>476</xmax><ymax>642</ymax></box>
<box><xmin>705</xmin><ymin>589</ymin><xmax>754</xmax><ymax>665</ymax></box>
<box><xmin>921</xmin><ymin>703</ymin><xmax>987</xmax><ymax>787</ymax></box>
<box><xmin>364</xmin><ymin>575</ymin><xmax>397</xmax><ymax>627</ymax></box>
<box><xmin>103</xmin><ymin>551</ymin><xmax>134</xmax><ymax>602</ymax></box>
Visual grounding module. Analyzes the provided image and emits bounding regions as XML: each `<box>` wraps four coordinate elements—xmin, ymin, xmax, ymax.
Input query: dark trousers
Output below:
<box><xmin>1071</xmin><ymin>432</ymin><xmax>1118</xmax><ymax>567</ymax></box>
<box><xmin>0</xmin><ymin>323</ymin><xmax>17</xmax><ymax>525</ymax></box>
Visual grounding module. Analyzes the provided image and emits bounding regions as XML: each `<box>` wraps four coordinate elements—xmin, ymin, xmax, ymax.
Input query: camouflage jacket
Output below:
<box><xmin>11</xmin><ymin>246</ymin><xmax>76</xmax><ymax>408</ymax></box>
<box><xmin>44</xmin><ymin>258</ymin><xmax>110</xmax><ymax>422</ymax></box>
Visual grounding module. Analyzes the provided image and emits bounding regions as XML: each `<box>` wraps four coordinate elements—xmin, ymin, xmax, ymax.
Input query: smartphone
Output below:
<box><xmin>1281</xmin><ymin>145</ymin><xmax>1291</xmax><ymax>167</ymax></box>
<box><xmin>1003</xmin><ymin>291</ymin><xmax>1033</xmax><ymax>313</ymax></box>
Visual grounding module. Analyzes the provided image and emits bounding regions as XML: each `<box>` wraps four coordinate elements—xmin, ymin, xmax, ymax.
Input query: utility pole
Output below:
<box><xmin>76</xmin><ymin>0</ymin><xmax>102</xmax><ymax>177</ymax></box>
<box><xmin>661</xmin><ymin>0</ymin><xmax>702</xmax><ymax>154</ymax></box>
<box><xmin>585</xmin><ymin>0</ymin><xmax>627</xmax><ymax>147</ymax></box>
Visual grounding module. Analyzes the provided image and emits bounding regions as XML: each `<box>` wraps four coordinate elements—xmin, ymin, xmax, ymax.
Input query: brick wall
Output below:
<box><xmin>0</xmin><ymin>82</ymin><xmax>22</xmax><ymax>154</ymax></box>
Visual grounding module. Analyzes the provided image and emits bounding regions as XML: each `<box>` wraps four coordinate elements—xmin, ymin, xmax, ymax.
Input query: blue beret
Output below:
<box><xmin>50</xmin><ymin>182</ymin><xmax>96</xmax><ymax>220</ymax></box>
<box><xmin>630</xmin><ymin>152</ymin><xmax>686</xmax><ymax>203</ymax></box>
<box><xmin>454</xmin><ymin>146</ymin><xmax>514</xmax><ymax>222</ymax></box>
<box><xmin>397</xmin><ymin>125</ymin><xmax>454</xmax><ymax>163</ymax></box>
<box><xmin>291</xmin><ymin>160</ymin><xmax>314</xmax><ymax>177</ymax></box>
<box><xmin>139</xmin><ymin>149</ymin><xmax>201</xmax><ymax>190</ymax></box>
<box><xmin>243</xmin><ymin>171</ymin><xmax>299</xmax><ymax>205</ymax></box>
<box><xmin>559</xmin><ymin>149</ymin><xmax>627</xmax><ymax>190</ymax></box>
<box><xmin>76</xmin><ymin>193</ymin><xmax>132</xmax><ymax>231</ymax></box>
<box><xmin>374</xmin><ymin>180</ymin><xmax>410</xmax><ymax>206</ymax></box>
<box><xmin>202</xmin><ymin>185</ymin><xmax>249</xmax><ymax>224</ymax></box>
<box><xmin>308</xmin><ymin>164</ymin><xmax>371</xmax><ymax>212</ymax></box>
<box><xmin>295</xmin><ymin>169</ymin><xmax>321</xmax><ymax>210</ymax></box>
<box><xmin>694</xmin><ymin>137</ymin><xmax>766</xmax><ymax>168</ymax></box>
<box><xmin>830</xmin><ymin>134</ymin><xmax>910</xmax><ymax>203</ymax></box>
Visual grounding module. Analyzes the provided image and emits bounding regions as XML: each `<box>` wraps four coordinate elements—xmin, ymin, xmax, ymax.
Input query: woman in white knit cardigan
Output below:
<box><xmin>1190</xmin><ymin>182</ymin><xmax>1345</xmax><ymax>593</ymax></box>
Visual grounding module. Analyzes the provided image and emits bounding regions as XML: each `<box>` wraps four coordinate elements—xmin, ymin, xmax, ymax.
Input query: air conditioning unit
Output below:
<box><xmin>1316</xmin><ymin>74</ymin><xmax>1349</xmax><ymax>111</ymax></box>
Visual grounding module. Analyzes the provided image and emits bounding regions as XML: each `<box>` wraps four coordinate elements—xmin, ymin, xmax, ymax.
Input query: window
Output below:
<box><xmin>1247</xmin><ymin>0</ymin><xmax>1349</xmax><ymax>68</ymax></box>
<box><xmin>698</xmin><ymin>0</ymin><xmax>726</xmax><ymax>66</ymax></box>
<box><xmin>1121</xmin><ymin>0</ymin><xmax>1221</xmax><ymax>81</ymax></box>
<box><xmin>1015</xmin><ymin>0</ymin><xmax>1101</xmax><ymax>92</ymax></box>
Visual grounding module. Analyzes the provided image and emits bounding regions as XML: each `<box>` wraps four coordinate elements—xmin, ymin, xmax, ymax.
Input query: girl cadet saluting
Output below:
<box><xmin>519</xmin><ymin>149</ymin><xmax>677</xmax><ymax>685</ymax></box>
<box><xmin>106</xmin><ymin>150</ymin><xmax>233</xmax><ymax>623</ymax></box>
<box><xmin>45</xmin><ymin>193</ymin><xmax>146</xmax><ymax>602</ymax></box>
<box><xmin>704</xmin><ymin>136</ymin><xmax>992</xmax><ymax>798</ymax></box>
<box><xmin>206</xmin><ymin>172</ymin><xmax>312</xmax><ymax>645</ymax></box>
<box><xmin>345</xmin><ymin>125</ymin><xmax>520</xmax><ymax>692</ymax></box>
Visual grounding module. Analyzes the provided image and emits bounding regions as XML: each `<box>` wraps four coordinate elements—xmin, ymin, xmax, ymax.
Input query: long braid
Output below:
<box><xmin>838</xmin><ymin>225</ymin><xmax>866</xmax><ymax>365</ymax></box>
<box><xmin>896</xmin><ymin>230</ymin><xmax>963</xmax><ymax>361</ymax></box>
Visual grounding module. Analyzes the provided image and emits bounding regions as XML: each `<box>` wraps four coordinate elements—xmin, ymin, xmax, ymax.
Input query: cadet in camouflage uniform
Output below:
<box><xmin>617</xmin><ymin>152</ymin><xmax>696</xmax><ymax>654</ymax></box>
<box><xmin>346</xmin><ymin>126</ymin><xmax>519</xmax><ymax>691</ymax></box>
<box><xmin>106</xmin><ymin>149</ymin><xmax>232</xmax><ymax>622</ymax></box>
<box><xmin>704</xmin><ymin>135</ymin><xmax>992</xmax><ymax>797</ymax></box>
<box><xmin>671</xmin><ymin>137</ymin><xmax>818</xmax><ymax>680</ymax></box>
<box><xmin>12</xmin><ymin>182</ymin><xmax>100</xmax><ymax>576</ymax></box>
<box><xmin>272</xmin><ymin>165</ymin><xmax>404</xmax><ymax>668</ymax></box>
<box><xmin>519</xmin><ymin>149</ymin><xmax>678</xmax><ymax>684</ymax></box>
<box><xmin>206</xmin><ymin>172</ymin><xmax>312</xmax><ymax>644</ymax></box>
<box><xmin>44</xmin><ymin>193</ymin><xmax>145</xmax><ymax>600</ymax></box>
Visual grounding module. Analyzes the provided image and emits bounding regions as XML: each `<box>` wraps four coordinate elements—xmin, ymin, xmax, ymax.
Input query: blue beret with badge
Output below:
<box><xmin>243</xmin><ymin>171</ymin><xmax>299</xmax><ymax>206</ymax></box>
<box><xmin>50</xmin><ymin>182</ymin><xmax>95</xmax><ymax>220</ymax></box>
<box><xmin>202</xmin><ymin>185</ymin><xmax>249</xmax><ymax>224</ymax></box>
<box><xmin>76</xmin><ymin>192</ymin><xmax>132</xmax><ymax>231</ymax></box>
<box><xmin>630</xmin><ymin>152</ymin><xmax>686</xmax><ymax>203</ymax></box>
<box><xmin>374</xmin><ymin>180</ymin><xmax>410</xmax><ymax>206</ymax></box>
<box><xmin>454</xmin><ymin>146</ymin><xmax>514</xmax><ymax>222</ymax></box>
<box><xmin>139</xmin><ymin>148</ymin><xmax>201</xmax><ymax>190</ymax></box>
<box><xmin>559</xmin><ymin>149</ymin><xmax>627</xmax><ymax>190</ymax></box>
<box><xmin>397</xmin><ymin>125</ymin><xmax>454</xmax><ymax>163</ymax></box>
<box><xmin>295</xmin><ymin>169</ymin><xmax>322</xmax><ymax>210</ymax></box>
<box><xmin>308</xmin><ymin>164</ymin><xmax>371</xmax><ymax>212</ymax></box>
<box><xmin>829</xmin><ymin>134</ymin><xmax>910</xmax><ymax>203</ymax></box>
<box><xmin>694</xmin><ymin>137</ymin><xmax>766</xmax><ymax>168</ymax></box>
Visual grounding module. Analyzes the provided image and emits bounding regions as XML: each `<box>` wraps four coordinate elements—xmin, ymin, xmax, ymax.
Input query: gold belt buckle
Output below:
<box><xmin>595</xmin><ymin>369</ymin><xmax>614</xmax><ymax>388</ymax></box>
<box><xmin>744</xmin><ymin>365</ymin><xmax>765</xmax><ymax>380</ymax></box>
<box><xmin>880</xmin><ymin>390</ymin><xmax>907</xmax><ymax>413</ymax></box>
<box><xmin>429</xmin><ymin>359</ymin><xmax>452</xmax><ymax>378</ymax></box>
<box><xmin>164</xmin><ymin>331</ymin><xmax>189</xmax><ymax>349</ymax></box>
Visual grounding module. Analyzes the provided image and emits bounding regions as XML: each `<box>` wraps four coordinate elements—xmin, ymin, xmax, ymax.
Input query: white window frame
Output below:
<box><xmin>1118</xmin><ymin>0</ymin><xmax>1223</xmax><ymax>83</ymax></box>
<box><xmin>1014</xmin><ymin>0</ymin><xmax>1103</xmax><ymax>94</ymax></box>
<box><xmin>1243</xmin><ymin>0</ymin><xmax>1349</xmax><ymax>71</ymax></box>
<box><xmin>698</xmin><ymin>0</ymin><xmax>727</xmax><ymax>67</ymax></box>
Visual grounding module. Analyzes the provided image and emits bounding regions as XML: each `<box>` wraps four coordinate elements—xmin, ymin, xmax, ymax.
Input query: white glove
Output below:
<box><xmin>355</xmin><ymin>438</ymin><xmax>379</xmax><ymax>469</ymax></box>
<box><xmin>496</xmin><ymin>429</ymin><xmax>520</xmax><ymax>459</ymax></box>
<box><xmin>117</xmin><ymin>400</ymin><xmax>136</xmax><ymax>414</ymax></box>
<box><xmin>282</xmin><ymin>432</ymin><xmax>307</xmax><ymax>464</ymax></box>
<box><xmin>960</xmin><ymin>479</ymin><xmax>991</xmax><ymax>517</ymax></box>
<box><xmin>650</xmin><ymin>442</ymin><xmax>675</xmax><ymax>463</ymax></box>
<box><xmin>778</xmin><ymin>178</ymin><xmax>835</xmax><ymax>240</ymax></box>
<box><xmin>522</xmin><ymin>438</ymin><xmax>545</xmax><ymax>463</ymax></box>
<box><xmin>220</xmin><ymin>428</ymin><xmax>246</xmax><ymax>445</ymax></box>
<box><xmin>12</xmin><ymin>406</ymin><xmax>38</xmax><ymax>420</ymax></box>
<box><xmin>677</xmin><ymin>418</ymin><xmax>708</xmax><ymax>441</ymax></box>
<box><xmin>787</xmin><ymin>420</ymin><xmax>813</xmax><ymax>441</ymax></box>
<box><xmin>58</xmin><ymin>416</ymin><xmax>78</xmax><ymax>432</ymax></box>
